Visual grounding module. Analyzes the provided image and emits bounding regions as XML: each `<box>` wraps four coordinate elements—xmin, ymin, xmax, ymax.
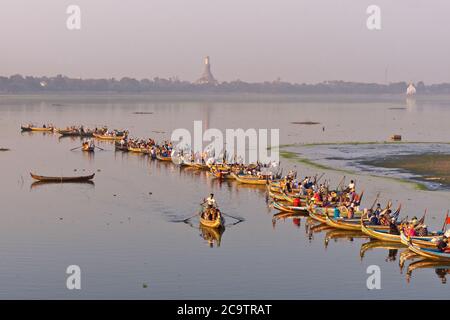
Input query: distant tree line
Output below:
<box><xmin>1</xmin><ymin>74</ymin><xmax>449</xmax><ymax>94</ymax></box>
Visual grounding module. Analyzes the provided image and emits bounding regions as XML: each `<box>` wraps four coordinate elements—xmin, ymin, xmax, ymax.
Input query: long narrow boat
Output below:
<box><xmin>57</xmin><ymin>129</ymin><xmax>94</xmax><ymax>137</ymax></box>
<box><xmin>272</xmin><ymin>201</ymin><xmax>308</xmax><ymax>213</ymax></box>
<box><xmin>400</xmin><ymin>231</ymin><xmax>439</xmax><ymax>249</ymax></box>
<box><xmin>128</xmin><ymin>146</ymin><xmax>149</xmax><ymax>154</ymax></box>
<box><xmin>93</xmin><ymin>133</ymin><xmax>127</xmax><ymax>141</ymax></box>
<box><xmin>21</xmin><ymin>126</ymin><xmax>53</xmax><ymax>132</ymax></box>
<box><xmin>30</xmin><ymin>172</ymin><xmax>95</xmax><ymax>182</ymax></box>
<box><xmin>407</xmin><ymin>240</ymin><xmax>450</xmax><ymax>261</ymax></box>
<box><xmin>231</xmin><ymin>173</ymin><xmax>272</xmax><ymax>185</ymax></box>
<box><xmin>156</xmin><ymin>154</ymin><xmax>172</xmax><ymax>161</ymax></box>
<box><xmin>268</xmin><ymin>190</ymin><xmax>288</xmax><ymax>201</ymax></box>
<box><xmin>361</xmin><ymin>219</ymin><xmax>437</xmax><ymax>244</ymax></box>
<box><xmin>325</xmin><ymin>214</ymin><xmax>365</xmax><ymax>231</ymax></box>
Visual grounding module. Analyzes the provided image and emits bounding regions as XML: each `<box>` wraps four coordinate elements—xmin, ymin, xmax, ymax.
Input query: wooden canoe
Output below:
<box><xmin>30</xmin><ymin>172</ymin><xmax>95</xmax><ymax>182</ymax></box>
<box><xmin>114</xmin><ymin>143</ymin><xmax>129</xmax><ymax>151</ymax></box>
<box><xmin>200</xmin><ymin>213</ymin><xmax>225</xmax><ymax>229</ymax></box>
<box><xmin>128</xmin><ymin>146</ymin><xmax>149</xmax><ymax>153</ymax></box>
<box><xmin>272</xmin><ymin>201</ymin><xmax>308</xmax><ymax>213</ymax></box>
<box><xmin>407</xmin><ymin>240</ymin><xmax>450</xmax><ymax>261</ymax></box>
<box><xmin>156</xmin><ymin>154</ymin><xmax>172</xmax><ymax>161</ymax></box>
<box><xmin>231</xmin><ymin>173</ymin><xmax>272</xmax><ymax>185</ymax></box>
<box><xmin>21</xmin><ymin>126</ymin><xmax>53</xmax><ymax>132</ymax></box>
<box><xmin>82</xmin><ymin>144</ymin><xmax>95</xmax><ymax>152</ymax></box>
<box><xmin>325</xmin><ymin>214</ymin><xmax>365</xmax><ymax>231</ymax></box>
<box><xmin>399</xmin><ymin>231</ymin><xmax>439</xmax><ymax>249</ymax></box>
<box><xmin>361</xmin><ymin>220</ymin><xmax>437</xmax><ymax>244</ymax></box>
<box><xmin>93</xmin><ymin>133</ymin><xmax>127</xmax><ymax>141</ymax></box>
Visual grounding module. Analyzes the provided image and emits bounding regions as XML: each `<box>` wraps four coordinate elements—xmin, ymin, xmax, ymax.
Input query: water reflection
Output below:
<box><xmin>360</xmin><ymin>240</ymin><xmax>404</xmax><ymax>262</ymax></box>
<box><xmin>271</xmin><ymin>211</ymin><xmax>308</xmax><ymax>230</ymax></box>
<box><xmin>406</xmin><ymin>260</ymin><xmax>450</xmax><ymax>284</ymax></box>
<box><xmin>30</xmin><ymin>180</ymin><xmax>95</xmax><ymax>190</ymax></box>
<box><xmin>199</xmin><ymin>225</ymin><xmax>225</xmax><ymax>248</ymax></box>
<box><xmin>324</xmin><ymin>230</ymin><xmax>367</xmax><ymax>249</ymax></box>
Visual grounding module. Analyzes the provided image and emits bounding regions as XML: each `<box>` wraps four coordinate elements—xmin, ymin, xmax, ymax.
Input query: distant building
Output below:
<box><xmin>406</xmin><ymin>83</ymin><xmax>416</xmax><ymax>95</ymax></box>
<box><xmin>196</xmin><ymin>56</ymin><xmax>218</xmax><ymax>85</ymax></box>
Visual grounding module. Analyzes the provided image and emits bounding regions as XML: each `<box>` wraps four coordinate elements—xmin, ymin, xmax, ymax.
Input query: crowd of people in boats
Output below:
<box><xmin>270</xmin><ymin>173</ymin><xmax>450</xmax><ymax>257</ymax></box>
<box><xmin>21</xmin><ymin>122</ymin><xmax>450</xmax><ymax>258</ymax></box>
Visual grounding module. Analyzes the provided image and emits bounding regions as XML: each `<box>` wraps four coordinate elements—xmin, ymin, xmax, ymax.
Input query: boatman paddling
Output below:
<box><xmin>205</xmin><ymin>193</ymin><xmax>217</xmax><ymax>208</ymax></box>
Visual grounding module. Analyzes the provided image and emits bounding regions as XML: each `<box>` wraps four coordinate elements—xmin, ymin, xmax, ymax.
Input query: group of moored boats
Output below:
<box><xmin>268</xmin><ymin>176</ymin><xmax>450</xmax><ymax>262</ymax></box>
<box><xmin>22</xmin><ymin>123</ymin><xmax>450</xmax><ymax>261</ymax></box>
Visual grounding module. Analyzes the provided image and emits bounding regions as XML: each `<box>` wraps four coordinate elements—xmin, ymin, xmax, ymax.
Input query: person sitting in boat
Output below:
<box><xmin>378</xmin><ymin>211</ymin><xmax>390</xmax><ymax>226</ymax></box>
<box><xmin>437</xmin><ymin>236</ymin><xmax>450</xmax><ymax>253</ymax></box>
<box><xmin>347</xmin><ymin>206</ymin><xmax>355</xmax><ymax>219</ymax></box>
<box><xmin>333</xmin><ymin>207</ymin><xmax>340</xmax><ymax>219</ymax></box>
<box><xmin>416</xmin><ymin>224</ymin><xmax>428</xmax><ymax>236</ymax></box>
<box><xmin>405</xmin><ymin>222</ymin><xmax>417</xmax><ymax>237</ymax></box>
<box><xmin>388</xmin><ymin>218</ymin><xmax>400</xmax><ymax>235</ymax></box>
<box><xmin>368</xmin><ymin>209</ymin><xmax>380</xmax><ymax>225</ymax></box>
<box><xmin>373</xmin><ymin>203</ymin><xmax>382</xmax><ymax>216</ymax></box>
<box><xmin>313</xmin><ymin>191</ymin><xmax>321</xmax><ymax>203</ymax></box>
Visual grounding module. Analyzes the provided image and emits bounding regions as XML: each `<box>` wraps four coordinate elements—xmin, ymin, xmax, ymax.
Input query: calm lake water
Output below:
<box><xmin>0</xmin><ymin>94</ymin><xmax>449</xmax><ymax>299</ymax></box>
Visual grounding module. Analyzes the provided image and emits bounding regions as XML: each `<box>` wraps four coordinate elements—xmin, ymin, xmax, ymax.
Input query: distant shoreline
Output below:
<box><xmin>2</xmin><ymin>92</ymin><xmax>450</xmax><ymax>104</ymax></box>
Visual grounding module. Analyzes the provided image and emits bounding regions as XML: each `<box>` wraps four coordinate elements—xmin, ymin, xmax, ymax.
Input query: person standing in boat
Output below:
<box><xmin>205</xmin><ymin>193</ymin><xmax>217</xmax><ymax>209</ymax></box>
<box><xmin>347</xmin><ymin>180</ymin><xmax>356</xmax><ymax>192</ymax></box>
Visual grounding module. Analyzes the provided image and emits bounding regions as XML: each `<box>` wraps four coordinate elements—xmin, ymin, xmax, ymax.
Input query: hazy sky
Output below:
<box><xmin>1</xmin><ymin>0</ymin><xmax>449</xmax><ymax>83</ymax></box>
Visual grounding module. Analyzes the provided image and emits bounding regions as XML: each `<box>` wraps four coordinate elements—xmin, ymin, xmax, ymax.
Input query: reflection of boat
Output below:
<box><xmin>30</xmin><ymin>172</ymin><xmax>95</xmax><ymax>182</ymax></box>
<box><xmin>199</xmin><ymin>224</ymin><xmax>224</xmax><ymax>248</ymax></box>
<box><xmin>406</xmin><ymin>259</ymin><xmax>450</xmax><ymax>283</ymax></box>
<box><xmin>360</xmin><ymin>240</ymin><xmax>405</xmax><ymax>259</ymax></box>
<box><xmin>31</xmin><ymin>180</ymin><xmax>95</xmax><ymax>188</ymax></box>
<box><xmin>324</xmin><ymin>229</ymin><xmax>367</xmax><ymax>248</ymax></box>
<box><xmin>325</xmin><ymin>229</ymin><xmax>367</xmax><ymax>242</ymax></box>
<box><xmin>399</xmin><ymin>250</ymin><xmax>421</xmax><ymax>271</ymax></box>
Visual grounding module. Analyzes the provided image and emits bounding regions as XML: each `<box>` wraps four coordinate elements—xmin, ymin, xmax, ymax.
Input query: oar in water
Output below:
<box><xmin>94</xmin><ymin>145</ymin><xmax>105</xmax><ymax>151</ymax></box>
<box><xmin>70</xmin><ymin>146</ymin><xmax>82</xmax><ymax>151</ymax></box>
<box><xmin>221</xmin><ymin>212</ymin><xmax>245</xmax><ymax>222</ymax></box>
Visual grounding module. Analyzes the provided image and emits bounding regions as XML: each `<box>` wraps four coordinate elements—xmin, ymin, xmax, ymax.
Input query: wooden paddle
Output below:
<box><xmin>441</xmin><ymin>210</ymin><xmax>450</xmax><ymax>232</ymax></box>
<box><xmin>369</xmin><ymin>192</ymin><xmax>381</xmax><ymax>211</ymax></box>
<box><xmin>221</xmin><ymin>212</ymin><xmax>245</xmax><ymax>222</ymax></box>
